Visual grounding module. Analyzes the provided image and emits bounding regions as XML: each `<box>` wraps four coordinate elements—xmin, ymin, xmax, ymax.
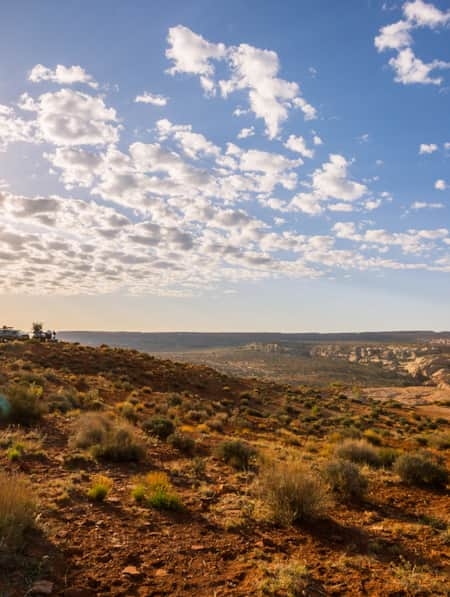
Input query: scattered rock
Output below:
<box><xmin>29</xmin><ymin>580</ymin><xmax>53</xmax><ymax>595</ymax></box>
<box><xmin>122</xmin><ymin>565</ymin><xmax>141</xmax><ymax>577</ymax></box>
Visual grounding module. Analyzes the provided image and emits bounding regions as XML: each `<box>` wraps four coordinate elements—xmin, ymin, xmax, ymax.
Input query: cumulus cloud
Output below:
<box><xmin>419</xmin><ymin>143</ymin><xmax>438</xmax><ymax>154</ymax></box>
<box><xmin>375</xmin><ymin>1</ymin><xmax>450</xmax><ymax>85</ymax></box>
<box><xmin>29</xmin><ymin>64</ymin><xmax>98</xmax><ymax>88</ymax></box>
<box><xmin>284</xmin><ymin>134</ymin><xmax>314</xmax><ymax>159</ymax></box>
<box><xmin>0</xmin><ymin>104</ymin><xmax>37</xmax><ymax>150</ymax></box>
<box><xmin>134</xmin><ymin>91</ymin><xmax>168</xmax><ymax>106</ymax></box>
<box><xmin>165</xmin><ymin>25</ymin><xmax>226</xmax><ymax>94</ymax></box>
<box><xmin>290</xmin><ymin>154</ymin><xmax>367</xmax><ymax>214</ymax></box>
<box><xmin>166</xmin><ymin>26</ymin><xmax>316</xmax><ymax>138</ymax></box>
<box><xmin>389</xmin><ymin>48</ymin><xmax>450</xmax><ymax>85</ymax></box>
<box><xmin>435</xmin><ymin>179</ymin><xmax>447</xmax><ymax>190</ymax></box>
<box><xmin>23</xmin><ymin>89</ymin><xmax>119</xmax><ymax>146</ymax></box>
<box><xmin>237</xmin><ymin>126</ymin><xmax>254</xmax><ymax>139</ymax></box>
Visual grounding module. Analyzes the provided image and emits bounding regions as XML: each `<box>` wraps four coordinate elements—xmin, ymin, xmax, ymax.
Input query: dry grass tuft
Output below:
<box><xmin>257</xmin><ymin>459</ymin><xmax>331</xmax><ymax>526</ymax></box>
<box><xmin>0</xmin><ymin>472</ymin><xmax>36</xmax><ymax>550</ymax></box>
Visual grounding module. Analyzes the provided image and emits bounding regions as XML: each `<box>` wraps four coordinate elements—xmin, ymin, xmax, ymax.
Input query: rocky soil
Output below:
<box><xmin>0</xmin><ymin>342</ymin><xmax>449</xmax><ymax>596</ymax></box>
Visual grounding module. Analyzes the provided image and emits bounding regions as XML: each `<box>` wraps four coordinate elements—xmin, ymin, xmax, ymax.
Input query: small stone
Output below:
<box><xmin>122</xmin><ymin>565</ymin><xmax>141</xmax><ymax>577</ymax></box>
<box><xmin>154</xmin><ymin>568</ymin><xmax>168</xmax><ymax>577</ymax></box>
<box><xmin>30</xmin><ymin>580</ymin><xmax>53</xmax><ymax>595</ymax></box>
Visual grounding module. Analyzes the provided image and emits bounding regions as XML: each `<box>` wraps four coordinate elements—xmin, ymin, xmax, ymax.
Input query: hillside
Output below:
<box><xmin>0</xmin><ymin>341</ymin><xmax>449</xmax><ymax>596</ymax></box>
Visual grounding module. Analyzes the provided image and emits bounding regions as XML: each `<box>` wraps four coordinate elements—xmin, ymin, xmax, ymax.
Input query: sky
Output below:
<box><xmin>0</xmin><ymin>0</ymin><xmax>449</xmax><ymax>333</ymax></box>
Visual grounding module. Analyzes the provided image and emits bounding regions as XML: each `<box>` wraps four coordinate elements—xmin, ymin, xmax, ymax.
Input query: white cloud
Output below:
<box><xmin>389</xmin><ymin>48</ymin><xmax>450</xmax><ymax>85</ymax></box>
<box><xmin>165</xmin><ymin>25</ymin><xmax>226</xmax><ymax>94</ymax></box>
<box><xmin>237</xmin><ymin>126</ymin><xmax>255</xmax><ymax>139</ymax></box>
<box><xmin>313</xmin><ymin>134</ymin><xmax>323</xmax><ymax>146</ymax></box>
<box><xmin>435</xmin><ymin>179</ymin><xmax>447</xmax><ymax>190</ymax></box>
<box><xmin>375</xmin><ymin>2</ymin><xmax>450</xmax><ymax>85</ymax></box>
<box><xmin>29</xmin><ymin>64</ymin><xmax>98</xmax><ymax>88</ymax></box>
<box><xmin>134</xmin><ymin>92</ymin><xmax>168</xmax><ymax>106</ymax></box>
<box><xmin>403</xmin><ymin>0</ymin><xmax>450</xmax><ymax>28</ymax></box>
<box><xmin>0</xmin><ymin>104</ymin><xmax>37</xmax><ymax>150</ymax></box>
<box><xmin>290</xmin><ymin>154</ymin><xmax>367</xmax><ymax>214</ymax></box>
<box><xmin>375</xmin><ymin>20</ymin><xmax>413</xmax><ymax>52</ymax></box>
<box><xmin>166</xmin><ymin>26</ymin><xmax>316</xmax><ymax>138</ymax></box>
<box><xmin>411</xmin><ymin>201</ymin><xmax>444</xmax><ymax>209</ymax></box>
<box><xmin>284</xmin><ymin>134</ymin><xmax>314</xmax><ymax>158</ymax></box>
<box><xmin>419</xmin><ymin>143</ymin><xmax>438</xmax><ymax>154</ymax></box>
<box><xmin>25</xmin><ymin>89</ymin><xmax>119</xmax><ymax>146</ymax></box>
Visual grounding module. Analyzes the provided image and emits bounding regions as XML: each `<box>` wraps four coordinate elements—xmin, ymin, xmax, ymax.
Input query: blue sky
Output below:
<box><xmin>0</xmin><ymin>0</ymin><xmax>449</xmax><ymax>332</ymax></box>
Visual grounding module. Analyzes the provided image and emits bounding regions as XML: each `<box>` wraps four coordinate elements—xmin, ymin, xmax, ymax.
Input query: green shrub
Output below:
<box><xmin>217</xmin><ymin>440</ymin><xmax>256</xmax><ymax>470</ymax></box>
<box><xmin>0</xmin><ymin>384</ymin><xmax>43</xmax><ymax>425</ymax></box>
<box><xmin>335</xmin><ymin>439</ymin><xmax>380</xmax><ymax>467</ymax></box>
<box><xmin>168</xmin><ymin>432</ymin><xmax>195</xmax><ymax>455</ymax></box>
<box><xmin>87</xmin><ymin>475</ymin><xmax>113</xmax><ymax>502</ymax></box>
<box><xmin>378</xmin><ymin>447</ymin><xmax>399</xmax><ymax>468</ymax></box>
<box><xmin>6</xmin><ymin>444</ymin><xmax>24</xmax><ymax>462</ymax></box>
<box><xmin>323</xmin><ymin>459</ymin><xmax>368</xmax><ymax>500</ymax></box>
<box><xmin>142</xmin><ymin>416</ymin><xmax>174</xmax><ymax>440</ymax></box>
<box><xmin>0</xmin><ymin>472</ymin><xmax>36</xmax><ymax>550</ymax></box>
<box><xmin>70</xmin><ymin>412</ymin><xmax>111</xmax><ymax>449</ymax></box>
<box><xmin>394</xmin><ymin>452</ymin><xmax>448</xmax><ymax>488</ymax></box>
<box><xmin>91</xmin><ymin>426</ymin><xmax>144</xmax><ymax>462</ymax></box>
<box><xmin>132</xmin><ymin>472</ymin><xmax>182</xmax><ymax>511</ymax></box>
<box><xmin>70</xmin><ymin>413</ymin><xmax>144</xmax><ymax>462</ymax></box>
<box><xmin>363</xmin><ymin>429</ymin><xmax>382</xmax><ymax>446</ymax></box>
<box><xmin>257</xmin><ymin>460</ymin><xmax>331</xmax><ymax>526</ymax></box>
<box><xmin>430</xmin><ymin>433</ymin><xmax>450</xmax><ymax>451</ymax></box>
<box><xmin>47</xmin><ymin>390</ymin><xmax>79</xmax><ymax>413</ymax></box>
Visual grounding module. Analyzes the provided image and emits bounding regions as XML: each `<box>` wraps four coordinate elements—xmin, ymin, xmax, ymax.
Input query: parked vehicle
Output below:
<box><xmin>0</xmin><ymin>326</ymin><xmax>29</xmax><ymax>342</ymax></box>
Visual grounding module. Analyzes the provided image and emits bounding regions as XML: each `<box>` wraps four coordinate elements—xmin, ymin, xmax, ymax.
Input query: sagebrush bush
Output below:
<box><xmin>335</xmin><ymin>439</ymin><xmax>380</xmax><ymax>467</ymax></box>
<box><xmin>260</xmin><ymin>560</ymin><xmax>309</xmax><ymax>596</ymax></box>
<box><xmin>394</xmin><ymin>452</ymin><xmax>448</xmax><ymax>488</ymax></box>
<box><xmin>142</xmin><ymin>416</ymin><xmax>174</xmax><ymax>440</ymax></box>
<box><xmin>0</xmin><ymin>384</ymin><xmax>43</xmax><ymax>425</ymax></box>
<box><xmin>87</xmin><ymin>475</ymin><xmax>113</xmax><ymax>501</ymax></box>
<box><xmin>323</xmin><ymin>458</ymin><xmax>368</xmax><ymax>500</ymax></box>
<box><xmin>47</xmin><ymin>390</ymin><xmax>80</xmax><ymax>413</ymax></box>
<box><xmin>363</xmin><ymin>429</ymin><xmax>382</xmax><ymax>446</ymax></box>
<box><xmin>258</xmin><ymin>460</ymin><xmax>331</xmax><ymax>526</ymax></box>
<box><xmin>70</xmin><ymin>412</ymin><xmax>111</xmax><ymax>449</ymax></box>
<box><xmin>0</xmin><ymin>472</ymin><xmax>36</xmax><ymax>549</ymax></box>
<box><xmin>378</xmin><ymin>447</ymin><xmax>399</xmax><ymax>468</ymax></box>
<box><xmin>168</xmin><ymin>431</ymin><xmax>195</xmax><ymax>455</ymax></box>
<box><xmin>71</xmin><ymin>413</ymin><xmax>144</xmax><ymax>462</ymax></box>
<box><xmin>217</xmin><ymin>440</ymin><xmax>256</xmax><ymax>470</ymax></box>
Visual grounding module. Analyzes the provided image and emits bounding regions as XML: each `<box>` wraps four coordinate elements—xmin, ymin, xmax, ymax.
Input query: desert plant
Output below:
<box><xmin>142</xmin><ymin>416</ymin><xmax>174</xmax><ymax>440</ymax></box>
<box><xmin>323</xmin><ymin>458</ymin><xmax>368</xmax><ymax>500</ymax></box>
<box><xmin>378</xmin><ymin>447</ymin><xmax>399</xmax><ymax>468</ymax></box>
<box><xmin>70</xmin><ymin>412</ymin><xmax>111</xmax><ymax>449</ymax></box>
<box><xmin>6</xmin><ymin>443</ymin><xmax>24</xmax><ymax>462</ymax></box>
<box><xmin>335</xmin><ymin>439</ymin><xmax>380</xmax><ymax>467</ymax></box>
<box><xmin>394</xmin><ymin>452</ymin><xmax>448</xmax><ymax>488</ymax></box>
<box><xmin>132</xmin><ymin>472</ymin><xmax>182</xmax><ymax>511</ymax></box>
<box><xmin>0</xmin><ymin>472</ymin><xmax>36</xmax><ymax>549</ymax></box>
<box><xmin>117</xmin><ymin>401</ymin><xmax>138</xmax><ymax>423</ymax></box>
<box><xmin>87</xmin><ymin>475</ymin><xmax>113</xmax><ymax>502</ymax></box>
<box><xmin>217</xmin><ymin>440</ymin><xmax>256</xmax><ymax>470</ymax></box>
<box><xmin>168</xmin><ymin>431</ymin><xmax>195</xmax><ymax>455</ymax></box>
<box><xmin>1</xmin><ymin>384</ymin><xmax>43</xmax><ymax>425</ymax></box>
<box><xmin>363</xmin><ymin>429</ymin><xmax>382</xmax><ymax>446</ymax></box>
<box><xmin>71</xmin><ymin>413</ymin><xmax>144</xmax><ymax>462</ymax></box>
<box><xmin>257</xmin><ymin>460</ymin><xmax>331</xmax><ymax>526</ymax></box>
<box><xmin>260</xmin><ymin>560</ymin><xmax>309</xmax><ymax>596</ymax></box>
